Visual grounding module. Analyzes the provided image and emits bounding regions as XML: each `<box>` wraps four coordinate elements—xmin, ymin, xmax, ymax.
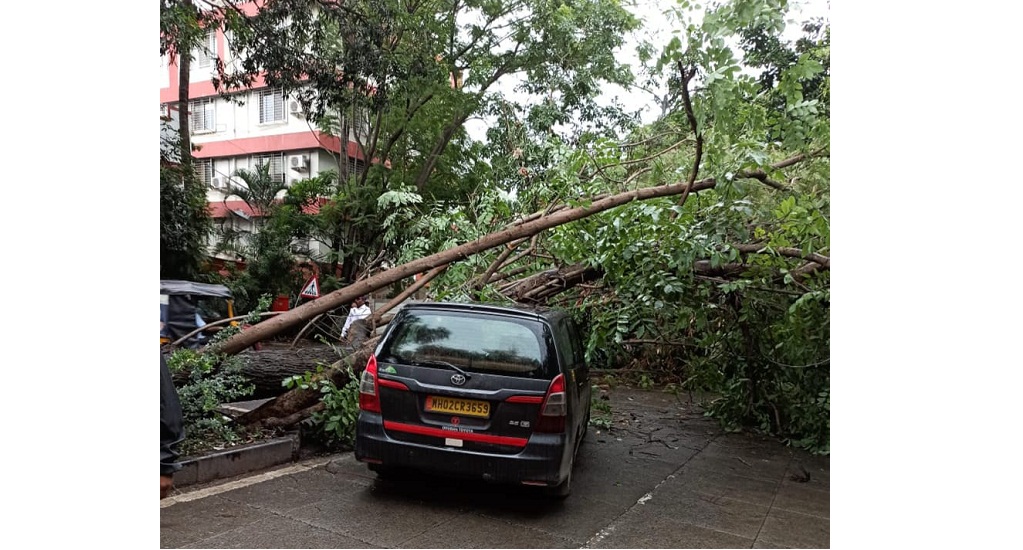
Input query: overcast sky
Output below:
<box><xmin>466</xmin><ymin>0</ymin><xmax>831</xmax><ymax>139</ymax></box>
<box><xmin>618</xmin><ymin>0</ymin><xmax>830</xmax><ymax>122</ymax></box>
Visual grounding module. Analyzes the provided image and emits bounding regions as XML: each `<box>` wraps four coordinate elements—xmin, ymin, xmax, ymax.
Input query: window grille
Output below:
<box><xmin>194</xmin><ymin>29</ymin><xmax>217</xmax><ymax>68</ymax></box>
<box><xmin>347</xmin><ymin>156</ymin><xmax>366</xmax><ymax>177</ymax></box>
<box><xmin>258</xmin><ymin>88</ymin><xmax>285</xmax><ymax>124</ymax></box>
<box><xmin>195</xmin><ymin>159</ymin><xmax>213</xmax><ymax>188</ymax></box>
<box><xmin>253</xmin><ymin>153</ymin><xmax>285</xmax><ymax>184</ymax></box>
<box><xmin>189</xmin><ymin>98</ymin><xmax>216</xmax><ymax>133</ymax></box>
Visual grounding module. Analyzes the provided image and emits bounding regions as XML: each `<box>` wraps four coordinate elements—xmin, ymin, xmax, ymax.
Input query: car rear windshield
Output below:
<box><xmin>379</xmin><ymin>310</ymin><xmax>552</xmax><ymax>378</ymax></box>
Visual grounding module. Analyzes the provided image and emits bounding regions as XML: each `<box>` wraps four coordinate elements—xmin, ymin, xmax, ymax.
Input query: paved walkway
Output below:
<box><xmin>161</xmin><ymin>388</ymin><xmax>830</xmax><ymax>548</ymax></box>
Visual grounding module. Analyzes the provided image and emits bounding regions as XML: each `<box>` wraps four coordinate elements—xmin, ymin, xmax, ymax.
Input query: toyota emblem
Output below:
<box><xmin>450</xmin><ymin>373</ymin><xmax>467</xmax><ymax>386</ymax></box>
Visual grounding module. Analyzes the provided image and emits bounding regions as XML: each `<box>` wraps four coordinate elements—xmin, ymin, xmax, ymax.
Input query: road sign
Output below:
<box><xmin>300</xmin><ymin>276</ymin><xmax>320</xmax><ymax>299</ymax></box>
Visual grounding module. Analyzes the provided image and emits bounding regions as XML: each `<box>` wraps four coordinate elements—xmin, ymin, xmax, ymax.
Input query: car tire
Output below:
<box><xmin>368</xmin><ymin>463</ymin><xmax>396</xmax><ymax>479</ymax></box>
<box><xmin>545</xmin><ymin>463</ymin><xmax>572</xmax><ymax>499</ymax></box>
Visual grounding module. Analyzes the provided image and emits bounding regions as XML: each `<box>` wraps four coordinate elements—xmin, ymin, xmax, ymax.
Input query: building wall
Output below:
<box><xmin>160</xmin><ymin>8</ymin><xmax>366</xmax><ymax>266</ymax></box>
<box><xmin>188</xmin><ymin>91</ymin><xmax>318</xmax><ymax>144</ymax></box>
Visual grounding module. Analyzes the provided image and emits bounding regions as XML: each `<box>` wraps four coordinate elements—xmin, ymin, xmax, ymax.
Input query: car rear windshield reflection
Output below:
<box><xmin>380</xmin><ymin>312</ymin><xmax>546</xmax><ymax>375</ymax></box>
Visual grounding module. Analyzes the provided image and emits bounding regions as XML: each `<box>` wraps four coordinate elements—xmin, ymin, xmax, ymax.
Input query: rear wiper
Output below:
<box><xmin>416</xmin><ymin>359</ymin><xmax>471</xmax><ymax>379</ymax></box>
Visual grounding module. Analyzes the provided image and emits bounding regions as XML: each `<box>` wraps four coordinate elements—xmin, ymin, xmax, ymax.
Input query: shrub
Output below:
<box><xmin>165</xmin><ymin>347</ymin><xmax>257</xmax><ymax>457</ymax></box>
<box><xmin>283</xmin><ymin>364</ymin><xmax>361</xmax><ymax>450</ymax></box>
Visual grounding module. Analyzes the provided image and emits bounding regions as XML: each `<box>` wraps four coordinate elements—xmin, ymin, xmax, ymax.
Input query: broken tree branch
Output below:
<box><xmin>370</xmin><ymin>263</ymin><xmax>449</xmax><ymax>325</ymax></box>
<box><xmin>213</xmin><ymin>152</ymin><xmax>823</xmax><ymax>355</ymax></box>
<box><xmin>474</xmin><ymin>237</ymin><xmax>530</xmax><ymax>290</ymax></box>
<box><xmin>673</xmin><ymin>63</ymin><xmax>703</xmax><ymax>215</ymax></box>
<box><xmin>731</xmin><ymin>244</ymin><xmax>830</xmax><ymax>268</ymax></box>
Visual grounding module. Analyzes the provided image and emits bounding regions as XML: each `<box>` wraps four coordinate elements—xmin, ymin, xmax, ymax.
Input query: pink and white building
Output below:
<box><xmin>159</xmin><ymin>9</ymin><xmax>366</xmax><ymax>261</ymax></box>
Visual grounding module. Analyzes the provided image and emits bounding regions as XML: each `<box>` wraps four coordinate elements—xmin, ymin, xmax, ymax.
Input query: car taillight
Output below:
<box><xmin>358</xmin><ymin>354</ymin><xmax>381</xmax><ymax>413</ymax></box>
<box><xmin>535</xmin><ymin>373</ymin><xmax>567</xmax><ymax>433</ymax></box>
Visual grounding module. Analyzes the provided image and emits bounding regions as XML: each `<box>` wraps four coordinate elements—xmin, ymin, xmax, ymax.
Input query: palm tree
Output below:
<box><xmin>224</xmin><ymin>162</ymin><xmax>289</xmax><ymax>229</ymax></box>
<box><xmin>212</xmin><ymin>162</ymin><xmax>290</xmax><ymax>262</ymax></box>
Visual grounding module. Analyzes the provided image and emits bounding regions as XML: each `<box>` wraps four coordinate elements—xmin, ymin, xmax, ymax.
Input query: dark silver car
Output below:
<box><xmin>355</xmin><ymin>301</ymin><xmax>591</xmax><ymax>498</ymax></box>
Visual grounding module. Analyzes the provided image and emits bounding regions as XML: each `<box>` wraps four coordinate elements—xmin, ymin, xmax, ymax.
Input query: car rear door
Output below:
<box><xmin>565</xmin><ymin>317</ymin><xmax>591</xmax><ymax>433</ymax></box>
<box><xmin>554</xmin><ymin>316</ymin><xmax>590</xmax><ymax>441</ymax></box>
<box><xmin>373</xmin><ymin>309</ymin><xmax>558</xmax><ymax>455</ymax></box>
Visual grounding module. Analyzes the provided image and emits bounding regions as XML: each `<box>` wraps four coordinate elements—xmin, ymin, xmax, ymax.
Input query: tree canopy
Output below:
<box><xmin>160</xmin><ymin>0</ymin><xmax>830</xmax><ymax>453</ymax></box>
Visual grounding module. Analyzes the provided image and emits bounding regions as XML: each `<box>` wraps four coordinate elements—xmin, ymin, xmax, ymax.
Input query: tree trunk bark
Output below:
<box><xmin>236</xmin><ymin>337</ymin><xmax>379</xmax><ymax>428</ymax></box>
<box><xmin>211</xmin><ymin>176</ymin><xmax>723</xmax><ymax>356</ymax></box>
<box><xmin>177</xmin><ymin>44</ymin><xmax>191</xmax><ymax>172</ymax></box>
<box><xmin>235</xmin><ymin>343</ymin><xmax>343</xmax><ymax>399</ymax></box>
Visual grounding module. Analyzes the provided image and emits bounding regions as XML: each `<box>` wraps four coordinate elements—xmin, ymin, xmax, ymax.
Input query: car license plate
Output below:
<box><xmin>425</xmin><ymin>395</ymin><xmax>490</xmax><ymax>418</ymax></box>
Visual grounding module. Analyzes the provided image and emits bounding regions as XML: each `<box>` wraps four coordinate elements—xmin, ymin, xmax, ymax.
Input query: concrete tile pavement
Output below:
<box><xmin>161</xmin><ymin>387</ymin><xmax>830</xmax><ymax>549</ymax></box>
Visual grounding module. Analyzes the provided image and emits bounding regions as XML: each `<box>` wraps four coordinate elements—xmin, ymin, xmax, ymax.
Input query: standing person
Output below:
<box><xmin>161</xmin><ymin>351</ymin><xmax>185</xmax><ymax>499</ymax></box>
<box><xmin>341</xmin><ymin>295</ymin><xmax>372</xmax><ymax>342</ymax></box>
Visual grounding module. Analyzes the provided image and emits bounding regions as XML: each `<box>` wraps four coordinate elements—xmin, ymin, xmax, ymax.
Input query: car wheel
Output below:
<box><xmin>368</xmin><ymin>463</ymin><xmax>396</xmax><ymax>479</ymax></box>
<box><xmin>545</xmin><ymin>463</ymin><xmax>572</xmax><ymax>499</ymax></box>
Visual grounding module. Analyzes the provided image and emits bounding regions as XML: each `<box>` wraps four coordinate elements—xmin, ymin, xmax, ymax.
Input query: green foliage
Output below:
<box><xmin>589</xmin><ymin>385</ymin><xmax>613</xmax><ymax>430</ymax></box>
<box><xmin>216</xmin><ymin>164</ymin><xmax>307</xmax><ymax>311</ymax></box>
<box><xmin>211</xmin><ymin>293</ymin><xmax>273</xmax><ymax>342</ymax></box>
<box><xmin>428</xmin><ymin>1</ymin><xmax>830</xmax><ymax>454</ymax></box>
<box><xmin>283</xmin><ymin>365</ymin><xmax>362</xmax><ymax>450</ymax></box>
<box><xmin>161</xmin><ymin>0</ymin><xmax>829</xmax><ymax>456</ymax></box>
<box><xmin>160</xmin><ymin>126</ymin><xmax>212</xmax><ymax>280</ymax></box>
<box><xmin>225</xmin><ymin>163</ymin><xmax>289</xmax><ymax>221</ymax></box>
<box><xmin>638</xmin><ymin>374</ymin><xmax>655</xmax><ymax>390</ymax></box>
<box><xmin>165</xmin><ymin>348</ymin><xmax>257</xmax><ymax>457</ymax></box>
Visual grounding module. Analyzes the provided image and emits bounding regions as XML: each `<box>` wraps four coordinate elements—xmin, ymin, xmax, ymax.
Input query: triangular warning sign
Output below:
<box><xmin>300</xmin><ymin>276</ymin><xmax>320</xmax><ymax>299</ymax></box>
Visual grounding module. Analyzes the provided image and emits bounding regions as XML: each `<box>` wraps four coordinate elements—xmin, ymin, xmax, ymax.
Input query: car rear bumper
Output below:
<box><xmin>355</xmin><ymin>412</ymin><xmax>570</xmax><ymax>486</ymax></box>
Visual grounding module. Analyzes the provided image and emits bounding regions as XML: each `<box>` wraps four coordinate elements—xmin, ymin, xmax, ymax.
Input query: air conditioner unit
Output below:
<box><xmin>289</xmin><ymin>100</ymin><xmax>304</xmax><ymax>116</ymax></box>
<box><xmin>211</xmin><ymin>176</ymin><xmax>225</xmax><ymax>189</ymax></box>
<box><xmin>290</xmin><ymin>155</ymin><xmax>310</xmax><ymax>171</ymax></box>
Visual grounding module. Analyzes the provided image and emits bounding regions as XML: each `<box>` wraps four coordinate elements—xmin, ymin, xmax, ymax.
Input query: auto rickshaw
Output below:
<box><xmin>160</xmin><ymin>280</ymin><xmax>237</xmax><ymax>348</ymax></box>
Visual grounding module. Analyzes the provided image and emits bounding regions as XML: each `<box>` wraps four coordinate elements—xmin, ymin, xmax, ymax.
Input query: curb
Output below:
<box><xmin>173</xmin><ymin>433</ymin><xmax>301</xmax><ymax>488</ymax></box>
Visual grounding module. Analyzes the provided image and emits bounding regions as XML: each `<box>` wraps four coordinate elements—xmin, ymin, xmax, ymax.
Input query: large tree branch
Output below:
<box><xmin>731</xmin><ymin>244</ymin><xmax>830</xmax><ymax>267</ymax></box>
<box><xmin>673</xmin><ymin>63</ymin><xmax>703</xmax><ymax>214</ymax></box>
<box><xmin>212</xmin><ymin>144</ymin><xmax>823</xmax><ymax>356</ymax></box>
<box><xmin>473</xmin><ymin>237</ymin><xmax>530</xmax><ymax>290</ymax></box>
<box><xmin>369</xmin><ymin>263</ymin><xmax>449</xmax><ymax>325</ymax></box>
<box><xmin>213</xmin><ymin>176</ymin><xmax>726</xmax><ymax>355</ymax></box>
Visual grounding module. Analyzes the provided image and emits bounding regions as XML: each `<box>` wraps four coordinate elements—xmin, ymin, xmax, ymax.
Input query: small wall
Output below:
<box><xmin>173</xmin><ymin>433</ymin><xmax>301</xmax><ymax>488</ymax></box>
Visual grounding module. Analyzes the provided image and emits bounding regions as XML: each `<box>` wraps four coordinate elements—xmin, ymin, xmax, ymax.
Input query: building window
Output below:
<box><xmin>253</xmin><ymin>153</ymin><xmax>285</xmax><ymax>184</ymax></box>
<box><xmin>258</xmin><ymin>88</ymin><xmax>285</xmax><ymax>124</ymax></box>
<box><xmin>195</xmin><ymin>159</ymin><xmax>213</xmax><ymax>188</ymax></box>
<box><xmin>194</xmin><ymin>28</ymin><xmax>217</xmax><ymax>68</ymax></box>
<box><xmin>347</xmin><ymin>156</ymin><xmax>366</xmax><ymax>177</ymax></box>
<box><xmin>354</xmin><ymin>107</ymin><xmax>371</xmax><ymax>136</ymax></box>
<box><xmin>189</xmin><ymin>98</ymin><xmax>216</xmax><ymax>133</ymax></box>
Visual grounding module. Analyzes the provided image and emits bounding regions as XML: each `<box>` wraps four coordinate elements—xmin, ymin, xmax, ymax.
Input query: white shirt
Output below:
<box><xmin>341</xmin><ymin>304</ymin><xmax>372</xmax><ymax>338</ymax></box>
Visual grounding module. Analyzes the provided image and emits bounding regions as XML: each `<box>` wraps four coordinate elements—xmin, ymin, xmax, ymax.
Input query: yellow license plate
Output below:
<box><xmin>425</xmin><ymin>395</ymin><xmax>490</xmax><ymax>418</ymax></box>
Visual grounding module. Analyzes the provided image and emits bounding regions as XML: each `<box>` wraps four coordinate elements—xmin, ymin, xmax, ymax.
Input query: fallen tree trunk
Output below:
<box><xmin>236</xmin><ymin>343</ymin><xmax>343</xmax><ymax>399</ymax></box>
<box><xmin>502</xmin><ymin>264</ymin><xmax>603</xmax><ymax>303</ymax></box>
<box><xmin>213</xmin><ymin>175</ymin><xmax>729</xmax><ymax>356</ymax></box>
<box><xmin>258</xmin><ymin>401</ymin><xmax>325</xmax><ymax>430</ymax></box>
<box><xmin>236</xmin><ymin>335</ymin><xmax>380</xmax><ymax>428</ymax></box>
<box><xmin>223</xmin><ymin>153</ymin><xmax>823</xmax><ymax>426</ymax></box>
<box><xmin>214</xmin><ymin>150</ymin><xmax>822</xmax><ymax>356</ymax></box>
<box><xmin>496</xmin><ymin>242</ymin><xmax>833</xmax><ymax>305</ymax></box>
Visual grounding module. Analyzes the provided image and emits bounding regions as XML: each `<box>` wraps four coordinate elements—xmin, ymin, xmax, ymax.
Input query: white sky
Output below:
<box><xmin>466</xmin><ymin>0</ymin><xmax>831</xmax><ymax>139</ymax></box>
<box><xmin>617</xmin><ymin>0</ymin><xmax>830</xmax><ymax>123</ymax></box>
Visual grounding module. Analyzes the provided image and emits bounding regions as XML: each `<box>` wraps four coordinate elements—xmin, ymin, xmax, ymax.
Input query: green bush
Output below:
<box><xmin>284</xmin><ymin>364</ymin><xmax>361</xmax><ymax>450</ymax></box>
<box><xmin>165</xmin><ymin>348</ymin><xmax>257</xmax><ymax>457</ymax></box>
